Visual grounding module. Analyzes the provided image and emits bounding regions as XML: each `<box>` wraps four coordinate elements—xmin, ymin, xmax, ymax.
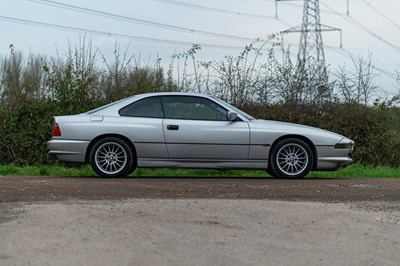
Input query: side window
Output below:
<box><xmin>119</xmin><ymin>97</ymin><xmax>164</xmax><ymax>118</ymax></box>
<box><xmin>161</xmin><ymin>96</ymin><xmax>228</xmax><ymax>121</ymax></box>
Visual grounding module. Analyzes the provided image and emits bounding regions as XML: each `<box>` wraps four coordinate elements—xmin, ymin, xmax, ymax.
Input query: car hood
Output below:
<box><xmin>249</xmin><ymin>119</ymin><xmax>348</xmax><ymax>145</ymax></box>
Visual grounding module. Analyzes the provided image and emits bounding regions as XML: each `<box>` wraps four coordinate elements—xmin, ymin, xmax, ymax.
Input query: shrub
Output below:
<box><xmin>0</xmin><ymin>41</ymin><xmax>398</xmax><ymax>168</ymax></box>
<box><xmin>242</xmin><ymin>103</ymin><xmax>400</xmax><ymax>167</ymax></box>
<box><xmin>0</xmin><ymin>98</ymin><xmax>55</xmax><ymax>164</ymax></box>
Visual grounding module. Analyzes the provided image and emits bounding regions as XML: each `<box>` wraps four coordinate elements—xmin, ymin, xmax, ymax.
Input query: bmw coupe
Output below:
<box><xmin>48</xmin><ymin>92</ymin><xmax>354</xmax><ymax>178</ymax></box>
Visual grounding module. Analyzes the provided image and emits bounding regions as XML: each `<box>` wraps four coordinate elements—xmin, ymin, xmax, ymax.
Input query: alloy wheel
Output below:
<box><xmin>276</xmin><ymin>143</ymin><xmax>309</xmax><ymax>176</ymax></box>
<box><xmin>95</xmin><ymin>142</ymin><xmax>128</xmax><ymax>175</ymax></box>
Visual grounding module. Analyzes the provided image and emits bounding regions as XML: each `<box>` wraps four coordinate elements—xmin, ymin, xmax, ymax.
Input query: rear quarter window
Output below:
<box><xmin>119</xmin><ymin>97</ymin><xmax>164</xmax><ymax>118</ymax></box>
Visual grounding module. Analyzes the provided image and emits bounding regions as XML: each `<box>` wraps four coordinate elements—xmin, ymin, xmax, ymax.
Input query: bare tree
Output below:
<box><xmin>99</xmin><ymin>42</ymin><xmax>132</xmax><ymax>100</ymax></box>
<box><xmin>334</xmin><ymin>52</ymin><xmax>378</xmax><ymax>106</ymax></box>
<box><xmin>209</xmin><ymin>36</ymin><xmax>277</xmax><ymax>106</ymax></box>
<box><xmin>43</xmin><ymin>37</ymin><xmax>101</xmax><ymax>113</ymax></box>
<box><xmin>0</xmin><ymin>45</ymin><xmax>46</xmax><ymax>105</ymax></box>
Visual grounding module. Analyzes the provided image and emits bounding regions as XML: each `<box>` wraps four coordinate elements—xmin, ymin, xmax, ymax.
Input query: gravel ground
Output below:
<box><xmin>1</xmin><ymin>199</ymin><xmax>400</xmax><ymax>266</ymax></box>
<box><xmin>1</xmin><ymin>176</ymin><xmax>400</xmax><ymax>266</ymax></box>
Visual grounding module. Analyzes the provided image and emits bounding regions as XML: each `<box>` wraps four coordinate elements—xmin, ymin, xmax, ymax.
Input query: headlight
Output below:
<box><xmin>335</xmin><ymin>143</ymin><xmax>351</xmax><ymax>149</ymax></box>
<box><xmin>334</xmin><ymin>141</ymin><xmax>354</xmax><ymax>150</ymax></box>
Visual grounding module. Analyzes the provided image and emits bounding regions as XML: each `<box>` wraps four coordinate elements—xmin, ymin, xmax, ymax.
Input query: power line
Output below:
<box><xmin>279</xmin><ymin>41</ymin><xmax>396</xmax><ymax>80</ymax></box>
<box><xmin>275</xmin><ymin>0</ymin><xmax>299</xmax><ymax>18</ymax></box>
<box><xmin>276</xmin><ymin>0</ymin><xmax>345</xmax><ymax>15</ymax></box>
<box><xmin>28</xmin><ymin>0</ymin><xmax>254</xmax><ymax>42</ymax></box>
<box><xmin>346</xmin><ymin>16</ymin><xmax>400</xmax><ymax>53</ymax></box>
<box><xmin>151</xmin><ymin>0</ymin><xmax>275</xmax><ymax>19</ymax></box>
<box><xmin>320</xmin><ymin>2</ymin><xmax>400</xmax><ymax>54</ymax></box>
<box><xmin>326</xmin><ymin>47</ymin><xmax>396</xmax><ymax>79</ymax></box>
<box><xmin>0</xmin><ymin>15</ymin><xmax>255</xmax><ymax>50</ymax></box>
<box><xmin>361</xmin><ymin>0</ymin><xmax>400</xmax><ymax>31</ymax></box>
<box><xmin>151</xmin><ymin>0</ymin><xmax>292</xmax><ymax>27</ymax></box>
<box><xmin>379</xmin><ymin>1</ymin><xmax>400</xmax><ymax>18</ymax></box>
<box><xmin>5</xmin><ymin>0</ymin><xmax>398</xmax><ymax>79</ymax></box>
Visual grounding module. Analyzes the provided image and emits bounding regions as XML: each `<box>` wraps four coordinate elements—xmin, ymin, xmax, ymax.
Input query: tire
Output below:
<box><xmin>270</xmin><ymin>138</ymin><xmax>314</xmax><ymax>179</ymax></box>
<box><xmin>266</xmin><ymin>168</ymin><xmax>277</xmax><ymax>178</ymax></box>
<box><xmin>90</xmin><ymin>137</ymin><xmax>135</xmax><ymax>178</ymax></box>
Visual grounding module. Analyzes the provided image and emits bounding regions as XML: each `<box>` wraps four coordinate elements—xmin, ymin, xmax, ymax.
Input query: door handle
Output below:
<box><xmin>167</xmin><ymin>125</ymin><xmax>179</xmax><ymax>130</ymax></box>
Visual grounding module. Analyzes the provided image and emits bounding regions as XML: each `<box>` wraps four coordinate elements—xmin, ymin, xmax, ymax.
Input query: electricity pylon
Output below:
<box><xmin>281</xmin><ymin>0</ymin><xmax>342</xmax><ymax>72</ymax></box>
<box><xmin>275</xmin><ymin>0</ymin><xmax>344</xmax><ymax>103</ymax></box>
<box><xmin>275</xmin><ymin>0</ymin><xmax>350</xmax><ymax>18</ymax></box>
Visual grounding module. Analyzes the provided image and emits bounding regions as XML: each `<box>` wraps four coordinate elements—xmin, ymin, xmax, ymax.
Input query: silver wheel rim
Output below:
<box><xmin>95</xmin><ymin>142</ymin><xmax>127</xmax><ymax>175</ymax></box>
<box><xmin>276</xmin><ymin>143</ymin><xmax>308</xmax><ymax>176</ymax></box>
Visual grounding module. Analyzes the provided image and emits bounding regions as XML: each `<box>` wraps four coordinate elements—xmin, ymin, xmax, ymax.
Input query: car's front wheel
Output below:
<box><xmin>269</xmin><ymin>138</ymin><xmax>314</xmax><ymax>179</ymax></box>
<box><xmin>90</xmin><ymin>137</ymin><xmax>134</xmax><ymax>178</ymax></box>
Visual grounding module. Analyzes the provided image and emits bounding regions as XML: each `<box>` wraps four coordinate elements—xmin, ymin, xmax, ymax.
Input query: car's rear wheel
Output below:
<box><xmin>90</xmin><ymin>137</ymin><xmax>134</xmax><ymax>178</ymax></box>
<box><xmin>270</xmin><ymin>138</ymin><xmax>313</xmax><ymax>179</ymax></box>
<box><xmin>266</xmin><ymin>168</ymin><xmax>277</xmax><ymax>178</ymax></box>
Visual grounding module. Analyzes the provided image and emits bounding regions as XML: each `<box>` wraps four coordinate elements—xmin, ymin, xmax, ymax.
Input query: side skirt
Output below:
<box><xmin>137</xmin><ymin>158</ymin><xmax>268</xmax><ymax>170</ymax></box>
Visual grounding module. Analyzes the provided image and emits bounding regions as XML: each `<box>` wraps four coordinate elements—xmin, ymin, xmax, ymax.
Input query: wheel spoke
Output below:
<box><xmin>95</xmin><ymin>141</ymin><xmax>128</xmax><ymax>175</ymax></box>
<box><xmin>99</xmin><ymin>150</ymin><xmax>108</xmax><ymax>156</ymax></box>
<box><xmin>276</xmin><ymin>143</ymin><xmax>309</xmax><ymax>176</ymax></box>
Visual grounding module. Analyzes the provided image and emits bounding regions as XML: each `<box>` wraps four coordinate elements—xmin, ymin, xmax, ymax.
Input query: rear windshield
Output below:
<box><xmin>85</xmin><ymin>96</ymin><xmax>136</xmax><ymax>114</ymax></box>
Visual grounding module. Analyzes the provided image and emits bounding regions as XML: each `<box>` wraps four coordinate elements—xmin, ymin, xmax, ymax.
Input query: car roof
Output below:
<box><xmin>134</xmin><ymin>92</ymin><xmax>212</xmax><ymax>98</ymax></box>
<box><xmin>87</xmin><ymin>92</ymin><xmax>214</xmax><ymax>115</ymax></box>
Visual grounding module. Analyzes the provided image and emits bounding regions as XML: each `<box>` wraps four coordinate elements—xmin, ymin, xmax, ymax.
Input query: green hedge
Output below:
<box><xmin>242</xmin><ymin>103</ymin><xmax>400</xmax><ymax>167</ymax></box>
<box><xmin>0</xmin><ymin>98</ymin><xmax>399</xmax><ymax>167</ymax></box>
<box><xmin>0</xmin><ymin>97</ymin><xmax>102</xmax><ymax>164</ymax></box>
<box><xmin>0</xmin><ymin>98</ymin><xmax>51</xmax><ymax>164</ymax></box>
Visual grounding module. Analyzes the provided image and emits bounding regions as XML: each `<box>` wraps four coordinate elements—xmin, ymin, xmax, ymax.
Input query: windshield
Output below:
<box><xmin>212</xmin><ymin>97</ymin><xmax>255</xmax><ymax>120</ymax></box>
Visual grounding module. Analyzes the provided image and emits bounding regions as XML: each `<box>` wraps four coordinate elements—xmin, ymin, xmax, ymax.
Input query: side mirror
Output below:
<box><xmin>227</xmin><ymin>111</ymin><xmax>238</xmax><ymax>121</ymax></box>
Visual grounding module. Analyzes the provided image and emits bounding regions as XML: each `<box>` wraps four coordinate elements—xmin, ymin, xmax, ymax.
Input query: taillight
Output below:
<box><xmin>52</xmin><ymin>123</ymin><xmax>61</xmax><ymax>137</ymax></box>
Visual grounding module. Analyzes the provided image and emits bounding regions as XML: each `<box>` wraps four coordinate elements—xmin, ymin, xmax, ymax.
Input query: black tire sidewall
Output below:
<box><xmin>90</xmin><ymin>137</ymin><xmax>133</xmax><ymax>178</ymax></box>
<box><xmin>270</xmin><ymin>138</ymin><xmax>314</xmax><ymax>179</ymax></box>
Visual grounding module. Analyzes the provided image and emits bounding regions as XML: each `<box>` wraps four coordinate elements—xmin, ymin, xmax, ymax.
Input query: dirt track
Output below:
<box><xmin>1</xmin><ymin>176</ymin><xmax>400</xmax><ymax>203</ymax></box>
<box><xmin>1</xmin><ymin>176</ymin><xmax>400</xmax><ymax>266</ymax></box>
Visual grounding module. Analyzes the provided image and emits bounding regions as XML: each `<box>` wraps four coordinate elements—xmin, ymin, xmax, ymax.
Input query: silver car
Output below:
<box><xmin>48</xmin><ymin>92</ymin><xmax>354</xmax><ymax>178</ymax></box>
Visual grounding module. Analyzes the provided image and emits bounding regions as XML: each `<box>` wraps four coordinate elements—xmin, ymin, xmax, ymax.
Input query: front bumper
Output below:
<box><xmin>316</xmin><ymin>138</ymin><xmax>354</xmax><ymax>170</ymax></box>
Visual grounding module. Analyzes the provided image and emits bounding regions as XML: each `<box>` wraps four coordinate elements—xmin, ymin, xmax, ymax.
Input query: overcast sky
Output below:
<box><xmin>1</xmin><ymin>0</ymin><xmax>400</xmax><ymax>96</ymax></box>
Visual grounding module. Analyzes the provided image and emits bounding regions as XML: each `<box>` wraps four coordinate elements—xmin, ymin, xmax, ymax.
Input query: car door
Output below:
<box><xmin>118</xmin><ymin>96</ymin><xmax>168</xmax><ymax>159</ymax></box>
<box><xmin>161</xmin><ymin>96</ymin><xmax>250</xmax><ymax>160</ymax></box>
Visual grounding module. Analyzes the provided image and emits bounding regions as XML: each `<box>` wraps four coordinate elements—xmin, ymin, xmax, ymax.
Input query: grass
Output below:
<box><xmin>307</xmin><ymin>163</ymin><xmax>400</xmax><ymax>178</ymax></box>
<box><xmin>0</xmin><ymin>163</ymin><xmax>399</xmax><ymax>178</ymax></box>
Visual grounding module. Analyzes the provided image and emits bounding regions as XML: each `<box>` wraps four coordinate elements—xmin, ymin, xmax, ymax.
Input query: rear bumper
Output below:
<box><xmin>47</xmin><ymin>139</ymin><xmax>90</xmax><ymax>163</ymax></box>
